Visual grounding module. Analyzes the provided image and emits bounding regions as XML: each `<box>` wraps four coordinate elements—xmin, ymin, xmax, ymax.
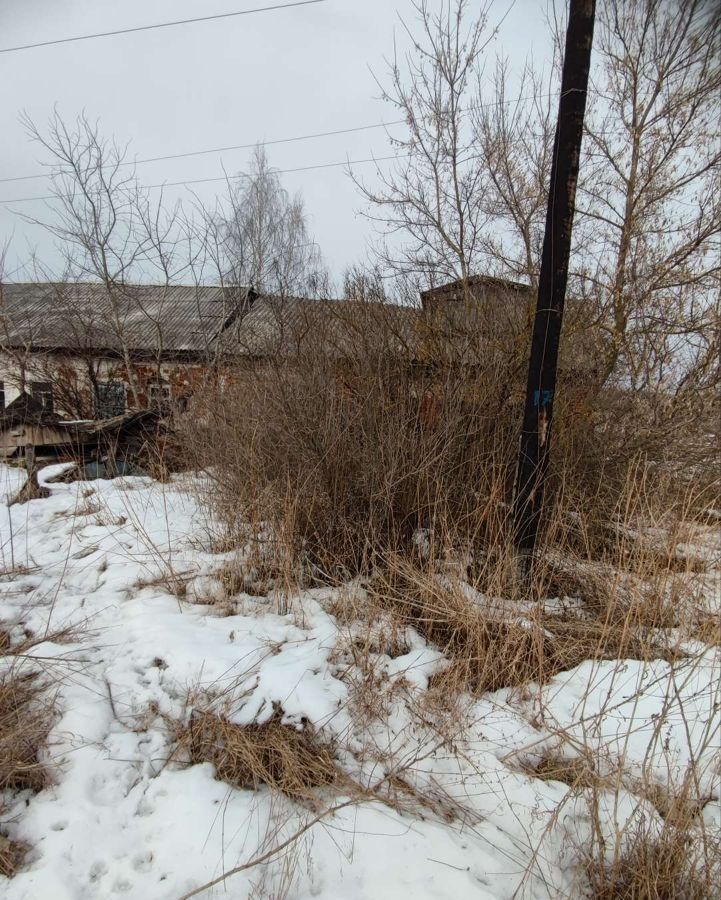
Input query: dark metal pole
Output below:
<box><xmin>513</xmin><ymin>0</ymin><xmax>596</xmax><ymax>557</ymax></box>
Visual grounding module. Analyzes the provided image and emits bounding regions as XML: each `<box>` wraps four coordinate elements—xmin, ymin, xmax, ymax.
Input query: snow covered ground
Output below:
<box><xmin>0</xmin><ymin>464</ymin><xmax>719</xmax><ymax>899</ymax></box>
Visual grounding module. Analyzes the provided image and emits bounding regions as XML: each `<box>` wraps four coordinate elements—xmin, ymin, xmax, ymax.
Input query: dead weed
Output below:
<box><xmin>0</xmin><ymin>835</ymin><xmax>29</xmax><ymax>879</ymax></box>
<box><xmin>586</xmin><ymin>822</ymin><xmax>719</xmax><ymax>900</ymax></box>
<box><xmin>0</xmin><ymin>669</ymin><xmax>54</xmax><ymax>877</ymax></box>
<box><xmin>173</xmin><ymin>709</ymin><xmax>341</xmax><ymax>803</ymax></box>
<box><xmin>368</xmin><ymin>557</ymin><xmax>679</xmax><ymax>697</ymax></box>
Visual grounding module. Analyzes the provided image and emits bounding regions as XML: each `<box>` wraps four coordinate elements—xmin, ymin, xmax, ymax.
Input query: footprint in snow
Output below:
<box><xmin>133</xmin><ymin>851</ymin><xmax>154</xmax><ymax>873</ymax></box>
<box><xmin>135</xmin><ymin>796</ymin><xmax>154</xmax><ymax>817</ymax></box>
<box><xmin>88</xmin><ymin>860</ymin><xmax>108</xmax><ymax>882</ymax></box>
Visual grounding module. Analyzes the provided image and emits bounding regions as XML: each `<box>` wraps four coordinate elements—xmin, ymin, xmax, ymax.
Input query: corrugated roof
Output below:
<box><xmin>0</xmin><ymin>283</ymin><xmax>421</xmax><ymax>359</ymax></box>
<box><xmin>0</xmin><ymin>282</ymin><xmax>252</xmax><ymax>354</ymax></box>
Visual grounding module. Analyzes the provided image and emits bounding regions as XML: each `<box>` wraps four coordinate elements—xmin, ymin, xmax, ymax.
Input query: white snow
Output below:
<box><xmin>1</xmin><ymin>464</ymin><xmax>719</xmax><ymax>899</ymax></box>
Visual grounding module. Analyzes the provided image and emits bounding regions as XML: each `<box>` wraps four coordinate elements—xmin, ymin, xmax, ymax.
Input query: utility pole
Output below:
<box><xmin>513</xmin><ymin>0</ymin><xmax>596</xmax><ymax>558</ymax></box>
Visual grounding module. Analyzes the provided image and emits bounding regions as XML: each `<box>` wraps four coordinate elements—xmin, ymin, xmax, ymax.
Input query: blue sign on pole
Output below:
<box><xmin>533</xmin><ymin>389</ymin><xmax>554</xmax><ymax>408</ymax></box>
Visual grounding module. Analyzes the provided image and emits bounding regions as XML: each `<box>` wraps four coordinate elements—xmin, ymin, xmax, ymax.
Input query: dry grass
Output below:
<box><xmin>526</xmin><ymin>750</ymin><xmax>712</xmax><ymax>824</ymax></box>
<box><xmin>690</xmin><ymin>613</ymin><xmax>721</xmax><ymax>646</ymax></box>
<box><xmin>528</xmin><ymin>752</ymin><xmax>599</xmax><ymax>791</ymax></box>
<box><xmin>215</xmin><ymin>550</ymin><xmax>285</xmax><ymax>599</ymax></box>
<box><xmin>0</xmin><ymin>673</ymin><xmax>51</xmax><ymax>795</ymax></box>
<box><xmin>374</xmin><ymin>569</ymin><xmax>557</xmax><ymax>694</ymax></box>
<box><xmin>0</xmin><ymin>622</ymin><xmax>83</xmax><ymax>658</ymax></box>
<box><xmin>0</xmin><ymin>668</ymin><xmax>54</xmax><ymax>878</ymax></box>
<box><xmin>9</xmin><ymin>480</ymin><xmax>50</xmax><ymax>506</ymax></box>
<box><xmin>73</xmin><ymin>499</ymin><xmax>102</xmax><ymax>517</ymax></box>
<box><xmin>525</xmin><ymin>746</ymin><xmax>720</xmax><ymax>899</ymax></box>
<box><xmin>135</xmin><ymin>568</ymin><xmax>190</xmax><ymax>599</ymax></box>
<box><xmin>0</xmin><ymin>566</ymin><xmax>33</xmax><ymax>581</ymax></box>
<box><xmin>367</xmin><ymin>554</ymin><xmax>680</xmax><ymax>697</ymax></box>
<box><xmin>543</xmin><ymin>557</ymin><xmax>685</xmax><ymax>630</ymax></box>
<box><xmin>586</xmin><ymin>821</ymin><xmax>720</xmax><ymax>900</ymax></box>
<box><xmin>0</xmin><ymin>835</ymin><xmax>29</xmax><ymax>880</ymax></box>
<box><xmin>173</xmin><ymin>709</ymin><xmax>341</xmax><ymax>803</ymax></box>
<box><xmin>641</xmin><ymin>782</ymin><xmax>712</xmax><ymax>829</ymax></box>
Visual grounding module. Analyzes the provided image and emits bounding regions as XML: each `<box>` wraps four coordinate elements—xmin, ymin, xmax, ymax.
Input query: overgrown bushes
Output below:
<box><xmin>179</xmin><ymin>298</ymin><xmax>718</xmax><ymax>588</ymax></box>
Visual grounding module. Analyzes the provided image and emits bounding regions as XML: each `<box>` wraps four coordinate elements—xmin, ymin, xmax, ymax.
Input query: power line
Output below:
<box><xmin>0</xmin><ymin>90</ymin><xmax>568</xmax><ymax>186</ymax></box>
<box><xmin>0</xmin><ymin>0</ymin><xmax>327</xmax><ymax>54</ymax></box>
<box><xmin>0</xmin><ymin>120</ymin><xmax>404</xmax><ymax>185</ymax></box>
<box><xmin>0</xmin><ymin>87</ymin><xmax>620</xmax><ymax>202</ymax></box>
<box><xmin>0</xmin><ymin>154</ymin><xmax>406</xmax><ymax>205</ymax></box>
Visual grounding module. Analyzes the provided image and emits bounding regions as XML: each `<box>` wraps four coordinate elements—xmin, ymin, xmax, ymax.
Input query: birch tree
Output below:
<box><xmin>221</xmin><ymin>144</ymin><xmax>327</xmax><ymax>297</ymax></box>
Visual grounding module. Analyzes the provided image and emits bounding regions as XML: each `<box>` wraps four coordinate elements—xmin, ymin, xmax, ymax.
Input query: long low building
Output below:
<box><xmin>0</xmin><ymin>275</ymin><xmax>595</xmax><ymax>424</ymax></box>
<box><xmin>0</xmin><ymin>282</ymin><xmax>256</xmax><ymax>418</ymax></box>
<box><xmin>0</xmin><ymin>281</ymin><xmax>428</xmax><ymax>420</ymax></box>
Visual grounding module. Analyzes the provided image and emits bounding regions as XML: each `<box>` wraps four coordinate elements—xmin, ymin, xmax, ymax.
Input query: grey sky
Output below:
<box><xmin>0</xmin><ymin>0</ymin><xmax>549</xmax><ymax>285</ymax></box>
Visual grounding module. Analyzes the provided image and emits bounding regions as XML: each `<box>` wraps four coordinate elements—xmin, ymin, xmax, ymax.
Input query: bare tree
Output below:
<box><xmin>220</xmin><ymin>144</ymin><xmax>328</xmax><ymax>297</ymax></box>
<box><xmin>362</xmin><ymin>0</ymin><xmax>718</xmax><ymax>410</ymax></box>
<box><xmin>0</xmin><ymin>242</ymin><xmax>35</xmax><ymax>402</ymax></box>
<box><xmin>180</xmin><ymin>197</ymin><xmax>257</xmax><ymax>379</ymax></box>
<box><xmin>342</xmin><ymin>262</ymin><xmax>391</xmax><ymax>303</ymax></box>
<box><xmin>577</xmin><ymin>0</ymin><xmax>721</xmax><ymax>392</ymax></box>
<box><xmin>356</xmin><ymin>0</ymin><xmax>495</xmax><ymax>291</ymax></box>
<box><xmin>471</xmin><ymin>57</ymin><xmax>557</xmax><ymax>290</ymax></box>
<box><xmin>20</xmin><ymin>110</ymin><xmax>186</xmax><ymax>406</ymax></box>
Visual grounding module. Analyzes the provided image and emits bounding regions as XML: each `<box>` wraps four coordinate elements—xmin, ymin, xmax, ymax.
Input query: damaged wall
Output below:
<box><xmin>0</xmin><ymin>351</ymin><xmax>217</xmax><ymax>419</ymax></box>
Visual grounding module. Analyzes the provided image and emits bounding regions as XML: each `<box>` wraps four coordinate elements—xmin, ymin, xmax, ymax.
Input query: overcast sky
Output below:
<box><xmin>0</xmin><ymin>0</ymin><xmax>549</xmax><ymax>285</ymax></box>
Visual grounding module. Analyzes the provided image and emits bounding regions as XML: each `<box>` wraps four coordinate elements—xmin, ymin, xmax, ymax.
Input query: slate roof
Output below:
<box><xmin>0</xmin><ymin>283</ymin><xmax>421</xmax><ymax>360</ymax></box>
<box><xmin>0</xmin><ymin>282</ymin><xmax>253</xmax><ymax>355</ymax></box>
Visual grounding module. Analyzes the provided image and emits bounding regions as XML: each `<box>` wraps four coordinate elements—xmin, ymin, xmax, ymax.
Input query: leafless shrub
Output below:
<box><xmin>585</xmin><ymin>817</ymin><xmax>720</xmax><ymax>900</ymax></box>
<box><xmin>358</xmin><ymin>0</ymin><xmax>720</xmax><ymax>491</ymax></box>
<box><xmin>180</xmin><ymin>296</ymin><xmax>529</xmax><ymax>579</ymax></box>
<box><xmin>176</xmin><ymin>253</ymin><xmax>719</xmax><ymax>594</ymax></box>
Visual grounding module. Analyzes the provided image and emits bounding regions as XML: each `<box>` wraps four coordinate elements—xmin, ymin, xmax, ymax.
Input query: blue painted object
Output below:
<box><xmin>533</xmin><ymin>389</ymin><xmax>554</xmax><ymax>408</ymax></box>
